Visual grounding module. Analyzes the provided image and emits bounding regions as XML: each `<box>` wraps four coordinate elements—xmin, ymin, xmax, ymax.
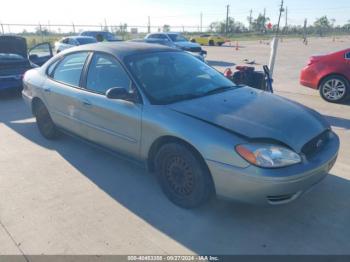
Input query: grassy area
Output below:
<box><xmin>20</xmin><ymin>32</ymin><xmax>350</xmax><ymax>49</ymax></box>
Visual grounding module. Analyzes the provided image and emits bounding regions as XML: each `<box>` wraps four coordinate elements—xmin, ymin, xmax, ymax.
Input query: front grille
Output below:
<box><xmin>301</xmin><ymin>130</ymin><xmax>330</xmax><ymax>158</ymax></box>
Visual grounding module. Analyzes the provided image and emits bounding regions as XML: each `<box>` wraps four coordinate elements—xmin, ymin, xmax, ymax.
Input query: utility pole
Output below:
<box><xmin>104</xmin><ymin>18</ymin><xmax>108</xmax><ymax>31</ymax></box>
<box><xmin>225</xmin><ymin>4</ymin><xmax>230</xmax><ymax>35</ymax></box>
<box><xmin>269</xmin><ymin>0</ymin><xmax>284</xmax><ymax>77</ymax></box>
<box><xmin>285</xmin><ymin>7</ymin><xmax>288</xmax><ymax>28</ymax></box>
<box><xmin>263</xmin><ymin>8</ymin><xmax>266</xmax><ymax>33</ymax></box>
<box><xmin>200</xmin><ymin>12</ymin><xmax>203</xmax><ymax>32</ymax></box>
<box><xmin>303</xmin><ymin>18</ymin><xmax>308</xmax><ymax>45</ymax></box>
<box><xmin>249</xmin><ymin>9</ymin><xmax>253</xmax><ymax>31</ymax></box>
<box><xmin>276</xmin><ymin>0</ymin><xmax>284</xmax><ymax>37</ymax></box>
<box><xmin>147</xmin><ymin>16</ymin><xmax>151</xmax><ymax>33</ymax></box>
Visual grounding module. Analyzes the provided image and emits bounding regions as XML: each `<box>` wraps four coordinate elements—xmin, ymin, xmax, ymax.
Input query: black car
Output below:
<box><xmin>0</xmin><ymin>35</ymin><xmax>53</xmax><ymax>92</ymax></box>
<box><xmin>79</xmin><ymin>31</ymin><xmax>120</xmax><ymax>42</ymax></box>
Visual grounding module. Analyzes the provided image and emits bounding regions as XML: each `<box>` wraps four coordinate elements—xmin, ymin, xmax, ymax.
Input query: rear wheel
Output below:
<box><xmin>155</xmin><ymin>143</ymin><xmax>214</xmax><ymax>208</ymax></box>
<box><xmin>33</xmin><ymin>100</ymin><xmax>59</xmax><ymax>139</ymax></box>
<box><xmin>208</xmin><ymin>40</ymin><xmax>215</xmax><ymax>46</ymax></box>
<box><xmin>319</xmin><ymin>75</ymin><xmax>349</xmax><ymax>103</ymax></box>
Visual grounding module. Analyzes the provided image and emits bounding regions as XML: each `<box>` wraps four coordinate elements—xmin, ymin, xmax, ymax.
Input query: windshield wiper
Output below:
<box><xmin>202</xmin><ymin>86</ymin><xmax>236</xmax><ymax>96</ymax></box>
<box><xmin>161</xmin><ymin>93</ymin><xmax>202</xmax><ymax>104</ymax></box>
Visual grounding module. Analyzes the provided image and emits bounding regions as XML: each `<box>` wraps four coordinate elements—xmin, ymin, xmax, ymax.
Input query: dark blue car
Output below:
<box><xmin>0</xmin><ymin>35</ymin><xmax>53</xmax><ymax>92</ymax></box>
<box><xmin>79</xmin><ymin>31</ymin><xmax>121</xmax><ymax>42</ymax></box>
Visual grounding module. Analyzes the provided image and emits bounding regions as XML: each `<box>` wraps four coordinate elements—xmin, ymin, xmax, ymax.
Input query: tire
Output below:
<box><xmin>33</xmin><ymin>100</ymin><xmax>59</xmax><ymax>139</ymax></box>
<box><xmin>319</xmin><ymin>75</ymin><xmax>349</xmax><ymax>103</ymax></box>
<box><xmin>190</xmin><ymin>39</ymin><xmax>196</xmax><ymax>43</ymax></box>
<box><xmin>208</xmin><ymin>40</ymin><xmax>215</xmax><ymax>46</ymax></box>
<box><xmin>218</xmin><ymin>42</ymin><xmax>224</xmax><ymax>46</ymax></box>
<box><xmin>155</xmin><ymin>143</ymin><xmax>214</xmax><ymax>208</ymax></box>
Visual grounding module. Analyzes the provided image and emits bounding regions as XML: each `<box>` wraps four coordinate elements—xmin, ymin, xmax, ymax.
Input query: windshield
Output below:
<box><xmin>76</xmin><ymin>37</ymin><xmax>97</xmax><ymax>45</ymax></box>
<box><xmin>168</xmin><ymin>34</ymin><xmax>188</xmax><ymax>42</ymax></box>
<box><xmin>0</xmin><ymin>53</ymin><xmax>25</xmax><ymax>61</ymax></box>
<box><xmin>126</xmin><ymin>52</ymin><xmax>236</xmax><ymax>104</ymax></box>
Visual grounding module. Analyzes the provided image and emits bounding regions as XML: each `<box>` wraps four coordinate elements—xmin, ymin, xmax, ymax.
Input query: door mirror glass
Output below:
<box><xmin>106</xmin><ymin>87</ymin><xmax>133</xmax><ymax>100</ymax></box>
<box><xmin>28</xmin><ymin>42</ymin><xmax>53</xmax><ymax>66</ymax></box>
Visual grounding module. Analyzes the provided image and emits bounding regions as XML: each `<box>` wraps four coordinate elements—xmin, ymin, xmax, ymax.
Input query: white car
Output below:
<box><xmin>54</xmin><ymin>36</ymin><xmax>97</xmax><ymax>53</ymax></box>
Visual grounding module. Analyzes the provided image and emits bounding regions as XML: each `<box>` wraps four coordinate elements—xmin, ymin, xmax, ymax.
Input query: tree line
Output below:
<box><xmin>208</xmin><ymin>15</ymin><xmax>350</xmax><ymax>36</ymax></box>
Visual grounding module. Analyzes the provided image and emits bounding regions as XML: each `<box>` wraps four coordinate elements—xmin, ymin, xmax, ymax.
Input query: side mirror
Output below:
<box><xmin>106</xmin><ymin>87</ymin><xmax>134</xmax><ymax>101</ymax></box>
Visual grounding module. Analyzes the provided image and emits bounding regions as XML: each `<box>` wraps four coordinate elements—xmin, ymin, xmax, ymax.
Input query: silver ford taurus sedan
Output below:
<box><xmin>22</xmin><ymin>42</ymin><xmax>339</xmax><ymax>208</ymax></box>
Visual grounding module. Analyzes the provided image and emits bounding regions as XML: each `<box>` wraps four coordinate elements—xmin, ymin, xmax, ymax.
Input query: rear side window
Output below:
<box><xmin>47</xmin><ymin>60</ymin><xmax>60</xmax><ymax>76</ymax></box>
<box><xmin>86</xmin><ymin>53</ymin><xmax>131</xmax><ymax>94</ymax></box>
<box><xmin>345</xmin><ymin>52</ymin><xmax>350</xmax><ymax>59</ymax></box>
<box><xmin>52</xmin><ymin>52</ymin><xmax>89</xmax><ymax>86</ymax></box>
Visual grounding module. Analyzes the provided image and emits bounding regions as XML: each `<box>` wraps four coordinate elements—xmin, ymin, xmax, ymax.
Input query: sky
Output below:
<box><xmin>0</xmin><ymin>0</ymin><xmax>349</xmax><ymax>32</ymax></box>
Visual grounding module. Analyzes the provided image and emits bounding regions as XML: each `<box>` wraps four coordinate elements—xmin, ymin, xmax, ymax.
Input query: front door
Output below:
<box><xmin>77</xmin><ymin>52</ymin><xmax>142</xmax><ymax>159</ymax></box>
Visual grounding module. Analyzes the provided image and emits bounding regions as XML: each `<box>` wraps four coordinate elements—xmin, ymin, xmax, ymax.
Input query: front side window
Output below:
<box><xmin>126</xmin><ymin>51</ymin><xmax>236</xmax><ymax>104</ymax></box>
<box><xmin>52</xmin><ymin>52</ymin><xmax>89</xmax><ymax>86</ymax></box>
<box><xmin>345</xmin><ymin>52</ymin><xmax>350</xmax><ymax>59</ymax></box>
<box><xmin>86</xmin><ymin>53</ymin><xmax>131</xmax><ymax>94</ymax></box>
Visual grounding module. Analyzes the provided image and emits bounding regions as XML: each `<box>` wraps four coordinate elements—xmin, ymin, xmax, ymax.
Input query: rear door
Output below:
<box><xmin>43</xmin><ymin>52</ymin><xmax>90</xmax><ymax>135</ymax></box>
<box><xmin>28</xmin><ymin>43</ymin><xmax>53</xmax><ymax>66</ymax></box>
<box><xmin>76</xmin><ymin>52</ymin><xmax>142</xmax><ymax>159</ymax></box>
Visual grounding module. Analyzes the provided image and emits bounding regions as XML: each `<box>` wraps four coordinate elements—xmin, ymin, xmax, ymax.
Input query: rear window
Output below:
<box><xmin>0</xmin><ymin>53</ymin><xmax>25</xmax><ymax>61</ymax></box>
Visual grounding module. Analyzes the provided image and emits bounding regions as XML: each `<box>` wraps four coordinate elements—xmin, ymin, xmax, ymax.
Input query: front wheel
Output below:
<box><xmin>34</xmin><ymin>100</ymin><xmax>59</xmax><ymax>139</ymax></box>
<box><xmin>155</xmin><ymin>143</ymin><xmax>214</xmax><ymax>208</ymax></box>
<box><xmin>319</xmin><ymin>75</ymin><xmax>349</xmax><ymax>103</ymax></box>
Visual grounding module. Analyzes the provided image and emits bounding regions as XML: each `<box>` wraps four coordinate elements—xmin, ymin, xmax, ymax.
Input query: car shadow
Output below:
<box><xmin>2</xmin><ymin>97</ymin><xmax>350</xmax><ymax>254</ymax></box>
<box><xmin>207</xmin><ymin>60</ymin><xmax>236</xmax><ymax>67</ymax></box>
<box><xmin>324</xmin><ymin>115</ymin><xmax>350</xmax><ymax>129</ymax></box>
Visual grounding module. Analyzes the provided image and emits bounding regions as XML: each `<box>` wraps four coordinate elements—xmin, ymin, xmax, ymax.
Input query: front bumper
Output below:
<box><xmin>207</xmin><ymin>132</ymin><xmax>339</xmax><ymax>205</ymax></box>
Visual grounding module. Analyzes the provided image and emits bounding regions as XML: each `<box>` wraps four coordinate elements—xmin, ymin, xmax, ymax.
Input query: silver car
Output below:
<box><xmin>54</xmin><ymin>36</ymin><xmax>97</xmax><ymax>53</ymax></box>
<box><xmin>22</xmin><ymin>42</ymin><xmax>339</xmax><ymax>208</ymax></box>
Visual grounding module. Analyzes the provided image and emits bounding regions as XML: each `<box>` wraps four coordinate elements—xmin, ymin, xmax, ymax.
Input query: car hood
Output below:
<box><xmin>0</xmin><ymin>36</ymin><xmax>27</xmax><ymax>58</ymax></box>
<box><xmin>168</xmin><ymin>87</ymin><xmax>330</xmax><ymax>153</ymax></box>
<box><xmin>174</xmin><ymin>41</ymin><xmax>201</xmax><ymax>49</ymax></box>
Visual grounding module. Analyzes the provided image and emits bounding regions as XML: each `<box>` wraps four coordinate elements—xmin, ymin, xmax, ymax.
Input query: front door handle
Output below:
<box><xmin>43</xmin><ymin>87</ymin><xmax>51</xmax><ymax>93</ymax></box>
<box><xmin>81</xmin><ymin>99</ymin><xmax>92</xmax><ymax>107</ymax></box>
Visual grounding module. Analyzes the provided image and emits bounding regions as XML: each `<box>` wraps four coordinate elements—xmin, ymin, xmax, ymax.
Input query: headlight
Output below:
<box><xmin>235</xmin><ymin>143</ymin><xmax>301</xmax><ymax>168</ymax></box>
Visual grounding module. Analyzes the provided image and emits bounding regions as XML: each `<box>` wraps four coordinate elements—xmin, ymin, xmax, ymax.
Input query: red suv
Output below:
<box><xmin>300</xmin><ymin>48</ymin><xmax>350</xmax><ymax>103</ymax></box>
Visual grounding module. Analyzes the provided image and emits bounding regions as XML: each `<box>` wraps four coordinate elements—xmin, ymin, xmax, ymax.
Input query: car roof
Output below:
<box><xmin>81</xmin><ymin>31</ymin><xmax>110</xmax><ymax>34</ymax></box>
<box><xmin>150</xmin><ymin>32</ymin><xmax>180</xmax><ymax>35</ymax></box>
<box><xmin>68</xmin><ymin>36</ymin><xmax>95</xmax><ymax>39</ymax></box>
<box><xmin>63</xmin><ymin>41</ymin><xmax>180</xmax><ymax>60</ymax></box>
